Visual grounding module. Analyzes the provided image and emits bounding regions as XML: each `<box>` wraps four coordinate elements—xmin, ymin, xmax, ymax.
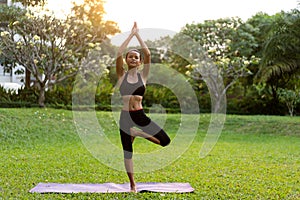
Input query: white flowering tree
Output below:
<box><xmin>170</xmin><ymin>17</ymin><xmax>259</xmax><ymax>113</ymax></box>
<box><xmin>0</xmin><ymin>4</ymin><xmax>118</xmax><ymax>107</ymax></box>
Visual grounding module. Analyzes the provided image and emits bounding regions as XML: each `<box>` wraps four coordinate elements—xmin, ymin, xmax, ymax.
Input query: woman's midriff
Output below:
<box><xmin>122</xmin><ymin>95</ymin><xmax>143</xmax><ymax>111</ymax></box>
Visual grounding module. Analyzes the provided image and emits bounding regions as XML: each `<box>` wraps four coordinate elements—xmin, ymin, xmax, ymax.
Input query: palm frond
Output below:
<box><xmin>258</xmin><ymin>59</ymin><xmax>300</xmax><ymax>82</ymax></box>
<box><xmin>258</xmin><ymin>10</ymin><xmax>300</xmax><ymax>82</ymax></box>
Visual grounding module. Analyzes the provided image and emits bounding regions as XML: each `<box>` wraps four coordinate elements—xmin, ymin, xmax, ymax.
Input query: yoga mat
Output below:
<box><xmin>29</xmin><ymin>182</ymin><xmax>194</xmax><ymax>193</ymax></box>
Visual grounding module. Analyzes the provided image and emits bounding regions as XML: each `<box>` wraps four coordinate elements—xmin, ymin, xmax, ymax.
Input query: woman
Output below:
<box><xmin>116</xmin><ymin>22</ymin><xmax>171</xmax><ymax>192</ymax></box>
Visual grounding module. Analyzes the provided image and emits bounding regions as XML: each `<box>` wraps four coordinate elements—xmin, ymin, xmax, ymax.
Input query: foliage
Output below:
<box><xmin>247</xmin><ymin>11</ymin><xmax>300</xmax><ymax>113</ymax></box>
<box><xmin>258</xmin><ymin>9</ymin><xmax>300</xmax><ymax>82</ymax></box>
<box><xmin>171</xmin><ymin>18</ymin><xmax>258</xmax><ymax>113</ymax></box>
<box><xmin>0</xmin><ymin>5</ymin><xmax>26</xmax><ymax>70</ymax></box>
<box><xmin>0</xmin><ymin>12</ymin><xmax>84</xmax><ymax>106</ymax></box>
<box><xmin>0</xmin><ymin>4</ymin><xmax>27</xmax><ymax>23</ymax></box>
<box><xmin>2</xmin><ymin>5</ymin><xmax>300</xmax><ymax>115</ymax></box>
<box><xmin>70</xmin><ymin>0</ymin><xmax>119</xmax><ymax>42</ymax></box>
<box><xmin>236</xmin><ymin>83</ymin><xmax>285</xmax><ymax>115</ymax></box>
<box><xmin>72</xmin><ymin>49</ymin><xmax>112</xmax><ymax>107</ymax></box>
<box><xmin>181</xmin><ymin>17</ymin><xmax>259</xmax><ymax>78</ymax></box>
<box><xmin>0</xmin><ymin>84</ymin><xmax>39</xmax><ymax>107</ymax></box>
<box><xmin>12</xmin><ymin>0</ymin><xmax>46</xmax><ymax>7</ymax></box>
<box><xmin>143</xmin><ymin>84</ymin><xmax>180</xmax><ymax>113</ymax></box>
<box><xmin>146</xmin><ymin>36</ymin><xmax>173</xmax><ymax>64</ymax></box>
<box><xmin>45</xmin><ymin>81</ymin><xmax>73</xmax><ymax>108</ymax></box>
<box><xmin>277</xmin><ymin>88</ymin><xmax>300</xmax><ymax>116</ymax></box>
<box><xmin>0</xmin><ymin>2</ymin><xmax>118</xmax><ymax>107</ymax></box>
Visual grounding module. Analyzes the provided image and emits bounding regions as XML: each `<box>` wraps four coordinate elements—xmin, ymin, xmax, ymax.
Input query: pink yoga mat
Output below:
<box><xmin>29</xmin><ymin>182</ymin><xmax>194</xmax><ymax>193</ymax></box>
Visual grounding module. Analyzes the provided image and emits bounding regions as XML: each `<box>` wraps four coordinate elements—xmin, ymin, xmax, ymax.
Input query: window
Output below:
<box><xmin>0</xmin><ymin>0</ymin><xmax>7</xmax><ymax>4</ymax></box>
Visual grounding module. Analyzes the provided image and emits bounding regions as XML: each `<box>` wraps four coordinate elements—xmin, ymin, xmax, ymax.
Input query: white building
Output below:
<box><xmin>0</xmin><ymin>0</ymin><xmax>25</xmax><ymax>91</ymax></box>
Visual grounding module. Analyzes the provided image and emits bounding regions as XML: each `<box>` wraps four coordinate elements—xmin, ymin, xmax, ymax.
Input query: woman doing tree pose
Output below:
<box><xmin>116</xmin><ymin>22</ymin><xmax>171</xmax><ymax>192</ymax></box>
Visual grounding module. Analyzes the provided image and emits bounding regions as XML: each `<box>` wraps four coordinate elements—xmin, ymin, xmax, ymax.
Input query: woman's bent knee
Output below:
<box><xmin>161</xmin><ymin>137</ymin><xmax>171</xmax><ymax>147</ymax></box>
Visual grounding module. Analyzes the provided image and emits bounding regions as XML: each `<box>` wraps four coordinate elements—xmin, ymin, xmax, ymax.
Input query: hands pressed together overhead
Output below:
<box><xmin>130</xmin><ymin>22</ymin><xmax>139</xmax><ymax>36</ymax></box>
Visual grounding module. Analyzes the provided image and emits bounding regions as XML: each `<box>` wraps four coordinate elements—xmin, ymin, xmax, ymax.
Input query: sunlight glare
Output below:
<box><xmin>46</xmin><ymin>0</ymin><xmax>84</xmax><ymax>18</ymax></box>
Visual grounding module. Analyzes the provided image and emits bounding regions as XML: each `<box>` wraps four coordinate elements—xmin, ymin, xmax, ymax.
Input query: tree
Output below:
<box><xmin>172</xmin><ymin>17</ymin><xmax>258</xmax><ymax>113</ymax></box>
<box><xmin>70</xmin><ymin>0</ymin><xmax>119</xmax><ymax>44</ymax></box>
<box><xmin>0</xmin><ymin>4</ymin><xmax>118</xmax><ymax>107</ymax></box>
<box><xmin>258</xmin><ymin>9</ymin><xmax>300</xmax><ymax>82</ymax></box>
<box><xmin>277</xmin><ymin>88</ymin><xmax>300</xmax><ymax>116</ymax></box>
<box><xmin>241</xmin><ymin>12</ymin><xmax>274</xmax><ymax>94</ymax></box>
<box><xmin>252</xmin><ymin>10</ymin><xmax>300</xmax><ymax>113</ymax></box>
<box><xmin>0</xmin><ymin>1</ymin><xmax>47</xmax><ymax>87</ymax></box>
<box><xmin>0</xmin><ymin>5</ymin><xmax>27</xmax><ymax>75</ymax></box>
<box><xmin>11</xmin><ymin>0</ymin><xmax>46</xmax><ymax>6</ymax></box>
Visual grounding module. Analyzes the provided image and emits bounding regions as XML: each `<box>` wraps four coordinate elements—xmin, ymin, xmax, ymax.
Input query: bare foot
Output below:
<box><xmin>130</xmin><ymin>185</ymin><xmax>137</xmax><ymax>193</ymax></box>
<box><xmin>130</xmin><ymin>128</ymin><xmax>137</xmax><ymax>143</ymax></box>
<box><xmin>130</xmin><ymin>128</ymin><xmax>139</xmax><ymax>137</ymax></box>
<box><xmin>130</xmin><ymin>128</ymin><xmax>160</xmax><ymax>145</ymax></box>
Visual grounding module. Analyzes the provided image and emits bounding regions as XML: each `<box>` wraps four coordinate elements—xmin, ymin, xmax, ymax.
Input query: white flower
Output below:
<box><xmin>65</xmin><ymin>24</ymin><xmax>71</xmax><ymax>29</ymax></box>
<box><xmin>0</xmin><ymin>31</ymin><xmax>9</xmax><ymax>37</ymax></box>
<box><xmin>88</xmin><ymin>43</ymin><xmax>95</xmax><ymax>48</ymax></box>
<box><xmin>243</xmin><ymin>60</ymin><xmax>250</xmax><ymax>65</ymax></box>
<box><xmin>33</xmin><ymin>35</ymin><xmax>40</xmax><ymax>41</ymax></box>
<box><xmin>104</xmin><ymin>69</ymin><xmax>110</xmax><ymax>74</ymax></box>
<box><xmin>25</xmin><ymin>12</ymin><xmax>34</xmax><ymax>19</ymax></box>
<box><xmin>84</xmin><ymin>21</ymin><xmax>92</xmax><ymax>26</ymax></box>
<box><xmin>67</xmin><ymin>50</ymin><xmax>73</xmax><ymax>55</ymax></box>
<box><xmin>12</xmin><ymin>21</ymin><xmax>19</xmax><ymax>26</ymax></box>
<box><xmin>207</xmin><ymin>48</ymin><xmax>216</xmax><ymax>53</ymax></box>
<box><xmin>71</xmin><ymin>32</ymin><xmax>77</xmax><ymax>37</ymax></box>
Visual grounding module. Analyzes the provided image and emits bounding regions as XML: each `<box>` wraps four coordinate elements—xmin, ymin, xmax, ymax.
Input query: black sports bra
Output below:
<box><xmin>119</xmin><ymin>72</ymin><xmax>146</xmax><ymax>96</ymax></box>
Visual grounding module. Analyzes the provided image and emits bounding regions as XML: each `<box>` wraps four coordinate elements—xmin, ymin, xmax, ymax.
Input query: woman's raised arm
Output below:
<box><xmin>116</xmin><ymin>24</ymin><xmax>136</xmax><ymax>79</ymax></box>
<box><xmin>135</xmin><ymin>25</ymin><xmax>151</xmax><ymax>81</ymax></box>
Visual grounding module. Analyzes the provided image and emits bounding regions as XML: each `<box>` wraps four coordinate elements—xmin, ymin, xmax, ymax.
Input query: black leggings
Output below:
<box><xmin>119</xmin><ymin>109</ymin><xmax>171</xmax><ymax>159</ymax></box>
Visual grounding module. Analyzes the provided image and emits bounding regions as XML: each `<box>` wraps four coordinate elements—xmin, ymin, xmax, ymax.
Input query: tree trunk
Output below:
<box><xmin>25</xmin><ymin>69</ymin><xmax>31</xmax><ymax>88</ymax></box>
<box><xmin>213</xmin><ymin>94</ymin><xmax>226</xmax><ymax>114</ymax></box>
<box><xmin>270</xmin><ymin>84</ymin><xmax>280</xmax><ymax>115</ymax></box>
<box><xmin>38</xmin><ymin>87</ymin><xmax>46</xmax><ymax>108</ymax></box>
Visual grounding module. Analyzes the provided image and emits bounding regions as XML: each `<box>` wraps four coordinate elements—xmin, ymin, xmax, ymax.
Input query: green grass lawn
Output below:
<box><xmin>0</xmin><ymin>108</ymin><xmax>299</xmax><ymax>199</ymax></box>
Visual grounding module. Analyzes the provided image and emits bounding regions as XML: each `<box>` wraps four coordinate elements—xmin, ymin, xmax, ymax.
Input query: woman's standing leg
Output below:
<box><xmin>120</xmin><ymin>130</ymin><xmax>136</xmax><ymax>192</ymax></box>
<box><xmin>120</xmin><ymin>129</ymin><xmax>137</xmax><ymax>192</ymax></box>
<box><xmin>120</xmin><ymin>111</ymin><xmax>137</xmax><ymax>192</ymax></box>
<box><xmin>124</xmin><ymin>158</ymin><xmax>136</xmax><ymax>192</ymax></box>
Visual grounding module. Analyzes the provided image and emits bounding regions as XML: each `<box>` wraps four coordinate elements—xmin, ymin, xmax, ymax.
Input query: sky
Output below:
<box><xmin>47</xmin><ymin>0</ymin><xmax>299</xmax><ymax>44</ymax></box>
<box><xmin>47</xmin><ymin>0</ymin><xmax>299</xmax><ymax>32</ymax></box>
<box><xmin>103</xmin><ymin>0</ymin><xmax>298</xmax><ymax>32</ymax></box>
